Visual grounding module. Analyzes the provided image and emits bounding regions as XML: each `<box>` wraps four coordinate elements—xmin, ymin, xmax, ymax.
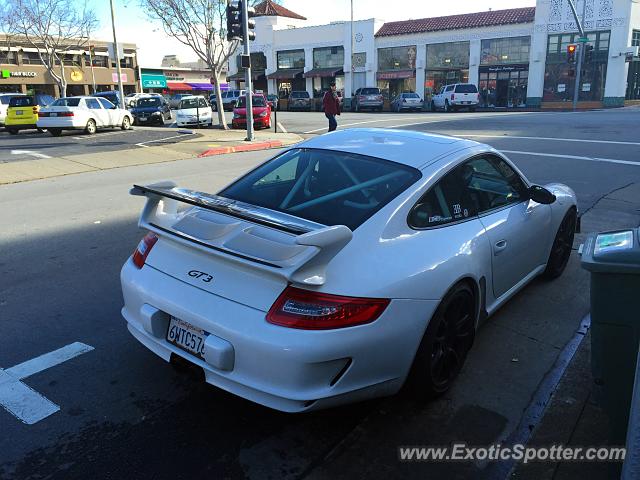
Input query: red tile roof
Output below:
<box><xmin>254</xmin><ymin>0</ymin><xmax>307</xmax><ymax>21</ymax></box>
<box><xmin>375</xmin><ymin>7</ymin><xmax>536</xmax><ymax>37</ymax></box>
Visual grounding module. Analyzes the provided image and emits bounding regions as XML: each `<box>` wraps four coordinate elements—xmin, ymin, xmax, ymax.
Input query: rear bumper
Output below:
<box><xmin>37</xmin><ymin>118</ymin><xmax>80</xmax><ymax>129</ymax></box>
<box><xmin>231</xmin><ymin>116</ymin><xmax>270</xmax><ymax>128</ymax></box>
<box><xmin>121</xmin><ymin>259</ymin><xmax>437</xmax><ymax>412</ymax></box>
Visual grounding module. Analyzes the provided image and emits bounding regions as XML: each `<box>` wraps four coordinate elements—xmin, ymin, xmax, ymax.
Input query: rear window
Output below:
<box><xmin>455</xmin><ymin>84</ymin><xmax>478</xmax><ymax>93</ymax></box>
<box><xmin>361</xmin><ymin>88</ymin><xmax>380</xmax><ymax>95</ymax></box>
<box><xmin>1</xmin><ymin>95</ymin><xmax>23</xmax><ymax>105</ymax></box>
<box><xmin>9</xmin><ymin>96</ymin><xmax>34</xmax><ymax>107</ymax></box>
<box><xmin>35</xmin><ymin>95</ymin><xmax>54</xmax><ymax>106</ymax></box>
<box><xmin>403</xmin><ymin>93</ymin><xmax>420</xmax><ymax>98</ymax></box>
<box><xmin>236</xmin><ymin>96</ymin><xmax>267</xmax><ymax>107</ymax></box>
<box><xmin>51</xmin><ymin>98</ymin><xmax>81</xmax><ymax>107</ymax></box>
<box><xmin>291</xmin><ymin>91</ymin><xmax>309</xmax><ymax>98</ymax></box>
<box><xmin>219</xmin><ymin>148</ymin><xmax>421</xmax><ymax>230</ymax></box>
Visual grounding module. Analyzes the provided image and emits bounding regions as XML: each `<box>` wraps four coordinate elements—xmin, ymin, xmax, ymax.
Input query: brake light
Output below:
<box><xmin>451</xmin><ymin>94</ymin><xmax>455</xmax><ymax>101</ymax></box>
<box><xmin>358</xmin><ymin>95</ymin><xmax>365</xmax><ymax>100</ymax></box>
<box><xmin>58</xmin><ymin>112</ymin><xmax>74</xmax><ymax>117</ymax></box>
<box><xmin>477</xmin><ymin>93</ymin><xmax>480</xmax><ymax>101</ymax></box>
<box><xmin>266</xmin><ymin>286</ymin><xmax>390</xmax><ymax>330</ymax></box>
<box><xmin>32</xmin><ymin>106</ymin><xmax>38</xmax><ymax>113</ymax></box>
<box><xmin>38</xmin><ymin>112</ymin><xmax>49</xmax><ymax>117</ymax></box>
<box><xmin>132</xmin><ymin>232</ymin><xmax>158</xmax><ymax>269</ymax></box>
<box><xmin>377</xmin><ymin>95</ymin><xmax>383</xmax><ymax>101</ymax></box>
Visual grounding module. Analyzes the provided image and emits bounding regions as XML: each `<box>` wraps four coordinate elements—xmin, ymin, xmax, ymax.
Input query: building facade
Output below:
<box><xmin>228</xmin><ymin>0</ymin><xmax>640</xmax><ymax>109</ymax></box>
<box><xmin>0</xmin><ymin>36</ymin><xmax>139</xmax><ymax>97</ymax></box>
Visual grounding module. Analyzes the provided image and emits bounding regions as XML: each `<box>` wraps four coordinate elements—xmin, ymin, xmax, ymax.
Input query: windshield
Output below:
<box><xmin>137</xmin><ymin>98</ymin><xmax>161</xmax><ymax>107</ymax></box>
<box><xmin>455</xmin><ymin>84</ymin><xmax>478</xmax><ymax>93</ymax></box>
<box><xmin>51</xmin><ymin>98</ymin><xmax>81</xmax><ymax>107</ymax></box>
<box><xmin>179</xmin><ymin>97</ymin><xmax>208</xmax><ymax>109</ymax></box>
<box><xmin>236</xmin><ymin>96</ymin><xmax>267</xmax><ymax>107</ymax></box>
<box><xmin>219</xmin><ymin>148</ymin><xmax>421</xmax><ymax>230</ymax></box>
<box><xmin>361</xmin><ymin>88</ymin><xmax>380</xmax><ymax>95</ymax></box>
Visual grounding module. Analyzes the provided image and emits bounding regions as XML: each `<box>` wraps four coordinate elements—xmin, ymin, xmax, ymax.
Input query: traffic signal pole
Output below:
<box><xmin>567</xmin><ymin>0</ymin><xmax>587</xmax><ymax>111</ymax></box>
<box><xmin>241</xmin><ymin>0</ymin><xmax>254</xmax><ymax>141</ymax></box>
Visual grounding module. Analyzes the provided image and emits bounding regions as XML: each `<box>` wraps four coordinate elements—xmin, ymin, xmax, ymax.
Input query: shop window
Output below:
<box><xmin>277</xmin><ymin>50</ymin><xmax>305</xmax><ymax>69</ymax></box>
<box><xmin>481</xmin><ymin>37</ymin><xmax>530</xmax><ymax>65</ymax></box>
<box><xmin>378</xmin><ymin>46</ymin><xmax>417</xmax><ymax>71</ymax></box>
<box><xmin>313</xmin><ymin>46</ymin><xmax>344</xmax><ymax>69</ymax></box>
<box><xmin>633</xmin><ymin>30</ymin><xmax>640</xmax><ymax>47</ymax></box>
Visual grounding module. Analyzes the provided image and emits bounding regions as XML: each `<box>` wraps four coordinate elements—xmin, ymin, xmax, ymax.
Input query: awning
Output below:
<box><xmin>166</xmin><ymin>81</ymin><xmax>192</xmax><ymax>91</ymax></box>
<box><xmin>266</xmin><ymin>68</ymin><xmax>303</xmax><ymax>80</ymax></box>
<box><xmin>228</xmin><ymin>70</ymin><xmax>266</xmax><ymax>81</ymax></box>
<box><xmin>303</xmin><ymin>67</ymin><xmax>343</xmax><ymax>78</ymax></box>
<box><xmin>141</xmin><ymin>73</ymin><xmax>167</xmax><ymax>89</ymax></box>
<box><xmin>187</xmin><ymin>82</ymin><xmax>213</xmax><ymax>91</ymax></box>
<box><xmin>376</xmin><ymin>70</ymin><xmax>415</xmax><ymax>80</ymax></box>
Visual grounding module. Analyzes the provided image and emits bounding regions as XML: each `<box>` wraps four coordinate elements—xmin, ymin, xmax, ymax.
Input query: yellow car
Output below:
<box><xmin>5</xmin><ymin>94</ymin><xmax>55</xmax><ymax>134</ymax></box>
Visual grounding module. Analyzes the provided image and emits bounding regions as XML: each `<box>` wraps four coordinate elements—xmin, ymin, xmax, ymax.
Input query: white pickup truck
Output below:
<box><xmin>431</xmin><ymin>83</ymin><xmax>479</xmax><ymax>112</ymax></box>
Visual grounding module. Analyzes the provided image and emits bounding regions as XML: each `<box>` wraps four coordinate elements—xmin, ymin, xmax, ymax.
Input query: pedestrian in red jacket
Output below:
<box><xmin>322</xmin><ymin>81</ymin><xmax>340</xmax><ymax>132</ymax></box>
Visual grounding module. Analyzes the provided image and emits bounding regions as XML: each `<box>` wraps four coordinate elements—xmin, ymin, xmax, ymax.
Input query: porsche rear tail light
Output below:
<box><xmin>132</xmin><ymin>232</ymin><xmax>158</xmax><ymax>269</ymax></box>
<box><xmin>266</xmin><ymin>286</ymin><xmax>390</xmax><ymax>330</ymax></box>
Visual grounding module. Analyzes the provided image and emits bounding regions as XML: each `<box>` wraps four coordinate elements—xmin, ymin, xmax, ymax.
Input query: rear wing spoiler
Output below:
<box><xmin>130</xmin><ymin>182</ymin><xmax>353</xmax><ymax>286</ymax></box>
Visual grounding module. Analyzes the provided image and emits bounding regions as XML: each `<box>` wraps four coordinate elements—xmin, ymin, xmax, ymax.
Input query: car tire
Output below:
<box><xmin>406</xmin><ymin>282</ymin><xmax>476</xmax><ymax>399</ymax></box>
<box><xmin>542</xmin><ymin>208</ymin><xmax>577</xmax><ymax>280</ymax></box>
<box><xmin>444</xmin><ymin>101</ymin><xmax>450</xmax><ymax>113</ymax></box>
<box><xmin>7</xmin><ymin>128</ymin><xmax>18</xmax><ymax>135</ymax></box>
<box><xmin>37</xmin><ymin>128</ymin><xmax>46</xmax><ymax>133</ymax></box>
<box><xmin>431</xmin><ymin>101</ymin><xmax>436</xmax><ymax>112</ymax></box>
<box><xmin>85</xmin><ymin>119</ymin><xmax>97</xmax><ymax>135</ymax></box>
<box><xmin>49</xmin><ymin>128</ymin><xmax>62</xmax><ymax>137</ymax></box>
<box><xmin>121</xmin><ymin>116</ymin><xmax>131</xmax><ymax>130</ymax></box>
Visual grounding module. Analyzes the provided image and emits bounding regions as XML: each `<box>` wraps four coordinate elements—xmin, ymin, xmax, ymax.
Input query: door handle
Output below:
<box><xmin>494</xmin><ymin>239</ymin><xmax>508</xmax><ymax>255</ymax></box>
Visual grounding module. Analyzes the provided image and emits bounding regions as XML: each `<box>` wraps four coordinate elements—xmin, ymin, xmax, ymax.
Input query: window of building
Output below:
<box><xmin>481</xmin><ymin>36</ymin><xmax>530</xmax><ymax>65</ymax></box>
<box><xmin>633</xmin><ymin>30</ymin><xmax>640</xmax><ymax>47</ymax></box>
<box><xmin>544</xmin><ymin>30</ymin><xmax>610</xmax><ymax>102</ymax></box>
<box><xmin>626</xmin><ymin>30</ymin><xmax>640</xmax><ymax>100</ymax></box>
<box><xmin>0</xmin><ymin>50</ymin><xmax>18</xmax><ymax>65</ymax></box>
<box><xmin>426</xmin><ymin>41</ymin><xmax>469</xmax><ymax>69</ymax></box>
<box><xmin>21</xmin><ymin>52</ymin><xmax>43</xmax><ymax>65</ymax></box>
<box><xmin>92</xmin><ymin>56</ymin><xmax>108</xmax><ymax>67</ymax></box>
<box><xmin>378</xmin><ymin>45</ymin><xmax>417</xmax><ymax>71</ymax></box>
<box><xmin>313</xmin><ymin>46</ymin><xmax>344</xmax><ymax>69</ymax></box>
<box><xmin>277</xmin><ymin>50</ymin><xmax>305</xmax><ymax>69</ymax></box>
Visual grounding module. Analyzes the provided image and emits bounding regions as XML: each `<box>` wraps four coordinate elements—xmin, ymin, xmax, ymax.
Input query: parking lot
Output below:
<box><xmin>1</xmin><ymin>107</ymin><xmax>639</xmax><ymax>479</ymax></box>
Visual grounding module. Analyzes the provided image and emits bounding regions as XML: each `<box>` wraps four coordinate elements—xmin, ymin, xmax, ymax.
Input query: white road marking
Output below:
<box><xmin>71</xmin><ymin>130</ymin><xmax>131</xmax><ymax>140</ymax></box>
<box><xmin>276</xmin><ymin>122</ymin><xmax>287</xmax><ymax>133</ymax></box>
<box><xmin>0</xmin><ymin>342</ymin><xmax>94</xmax><ymax>424</ymax></box>
<box><xmin>10</xmin><ymin>150</ymin><xmax>51</xmax><ymax>159</ymax></box>
<box><xmin>500</xmin><ymin>150</ymin><xmax>640</xmax><ymax>167</ymax></box>
<box><xmin>460</xmin><ymin>134</ymin><xmax>640</xmax><ymax>147</ymax></box>
<box><xmin>135</xmin><ymin>132</ymin><xmax>195</xmax><ymax>147</ymax></box>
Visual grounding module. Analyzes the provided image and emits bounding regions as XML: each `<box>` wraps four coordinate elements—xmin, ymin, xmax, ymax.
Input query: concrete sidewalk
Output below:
<box><xmin>0</xmin><ymin>128</ymin><xmax>302</xmax><ymax>185</ymax></box>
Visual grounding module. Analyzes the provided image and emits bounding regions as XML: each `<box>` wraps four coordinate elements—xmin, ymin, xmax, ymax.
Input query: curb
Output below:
<box><xmin>198</xmin><ymin>140</ymin><xmax>284</xmax><ymax>157</ymax></box>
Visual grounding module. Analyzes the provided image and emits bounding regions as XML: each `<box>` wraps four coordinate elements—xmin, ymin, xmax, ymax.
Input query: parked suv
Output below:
<box><xmin>431</xmin><ymin>83</ymin><xmax>479</xmax><ymax>112</ymax></box>
<box><xmin>287</xmin><ymin>91</ymin><xmax>312</xmax><ymax>111</ymax></box>
<box><xmin>222</xmin><ymin>90</ymin><xmax>247</xmax><ymax>111</ymax></box>
<box><xmin>352</xmin><ymin>87</ymin><xmax>384</xmax><ymax>112</ymax></box>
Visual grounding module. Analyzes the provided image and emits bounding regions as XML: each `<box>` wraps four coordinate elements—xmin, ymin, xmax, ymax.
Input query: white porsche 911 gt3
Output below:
<box><xmin>121</xmin><ymin>128</ymin><xmax>578</xmax><ymax>412</ymax></box>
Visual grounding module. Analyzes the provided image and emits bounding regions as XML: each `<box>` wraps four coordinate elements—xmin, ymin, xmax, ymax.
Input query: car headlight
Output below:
<box><xmin>258</xmin><ymin>111</ymin><xmax>268</xmax><ymax>117</ymax></box>
<box><xmin>152</xmin><ymin>111</ymin><xmax>161</xmax><ymax>115</ymax></box>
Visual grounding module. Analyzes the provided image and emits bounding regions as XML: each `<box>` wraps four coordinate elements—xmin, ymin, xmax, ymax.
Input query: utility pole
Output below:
<box><xmin>88</xmin><ymin>44</ymin><xmax>97</xmax><ymax>94</ymax></box>
<box><xmin>567</xmin><ymin>0</ymin><xmax>587</xmax><ymax>111</ymax></box>
<box><xmin>242</xmin><ymin>0</ymin><xmax>254</xmax><ymax>141</ymax></box>
<box><xmin>350</xmin><ymin>0</ymin><xmax>354</xmax><ymax>104</ymax></box>
<box><xmin>109</xmin><ymin>0</ymin><xmax>126</xmax><ymax>109</ymax></box>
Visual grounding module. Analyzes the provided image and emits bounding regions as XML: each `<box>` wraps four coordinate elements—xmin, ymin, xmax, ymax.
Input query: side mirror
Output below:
<box><xmin>528</xmin><ymin>185</ymin><xmax>556</xmax><ymax>204</ymax></box>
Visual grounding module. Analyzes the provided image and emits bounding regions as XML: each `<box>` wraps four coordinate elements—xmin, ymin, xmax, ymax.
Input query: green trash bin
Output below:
<box><xmin>580</xmin><ymin>228</ymin><xmax>640</xmax><ymax>444</ymax></box>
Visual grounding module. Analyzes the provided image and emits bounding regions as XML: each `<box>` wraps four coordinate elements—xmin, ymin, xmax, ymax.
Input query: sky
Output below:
<box><xmin>92</xmin><ymin>0</ymin><xmax>535</xmax><ymax>67</ymax></box>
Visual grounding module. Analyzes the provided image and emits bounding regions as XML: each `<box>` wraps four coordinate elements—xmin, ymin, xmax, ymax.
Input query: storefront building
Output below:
<box><xmin>228</xmin><ymin>52</ymin><xmax>268</xmax><ymax>92</ymax></box>
<box><xmin>140</xmin><ymin>67</ymin><xmax>227</xmax><ymax>96</ymax></box>
<box><xmin>0</xmin><ymin>36</ymin><xmax>139</xmax><ymax>97</ymax></box>
<box><xmin>228</xmin><ymin>0</ymin><xmax>640</xmax><ymax>109</ymax></box>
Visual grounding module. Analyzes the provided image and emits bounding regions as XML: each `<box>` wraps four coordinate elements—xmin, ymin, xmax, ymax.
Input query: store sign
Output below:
<box><xmin>376</xmin><ymin>70</ymin><xmax>415</xmax><ymax>80</ymax></box>
<box><xmin>141</xmin><ymin>73</ymin><xmax>167</xmax><ymax>88</ymax></box>
<box><xmin>70</xmin><ymin>70</ymin><xmax>84</xmax><ymax>82</ymax></box>
<box><xmin>1</xmin><ymin>70</ymin><xmax>37</xmax><ymax>78</ymax></box>
<box><xmin>483</xmin><ymin>64</ymin><xmax>529</xmax><ymax>73</ymax></box>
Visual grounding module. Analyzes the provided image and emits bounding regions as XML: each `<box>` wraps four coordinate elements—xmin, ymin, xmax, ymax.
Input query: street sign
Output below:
<box><xmin>578</xmin><ymin>37</ymin><xmax>589</xmax><ymax>43</ymax></box>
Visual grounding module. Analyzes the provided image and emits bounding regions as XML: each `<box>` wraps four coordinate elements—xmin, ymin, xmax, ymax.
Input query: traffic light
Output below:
<box><xmin>245</xmin><ymin>5</ymin><xmax>256</xmax><ymax>42</ymax></box>
<box><xmin>567</xmin><ymin>44</ymin><xmax>577</xmax><ymax>64</ymax></box>
<box><xmin>584</xmin><ymin>44</ymin><xmax>594</xmax><ymax>63</ymax></box>
<box><xmin>226</xmin><ymin>1</ymin><xmax>242</xmax><ymax>42</ymax></box>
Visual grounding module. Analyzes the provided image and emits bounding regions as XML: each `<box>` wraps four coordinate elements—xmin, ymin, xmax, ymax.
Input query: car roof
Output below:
<box><xmin>295</xmin><ymin>128</ymin><xmax>482</xmax><ymax>171</ymax></box>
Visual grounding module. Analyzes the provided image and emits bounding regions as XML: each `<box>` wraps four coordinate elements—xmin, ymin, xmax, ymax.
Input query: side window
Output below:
<box><xmin>86</xmin><ymin>98</ymin><xmax>102</xmax><ymax>109</ymax></box>
<box><xmin>464</xmin><ymin>156</ymin><xmax>528</xmax><ymax>214</ymax></box>
<box><xmin>97</xmin><ymin>98</ymin><xmax>114</xmax><ymax>109</ymax></box>
<box><xmin>409</xmin><ymin>164</ymin><xmax>479</xmax><ymax>228</ymax></box>
<box><xmin>445</xmin><ymin>85</ymin><xmax>454</xmax><ymax>92</ymax></box>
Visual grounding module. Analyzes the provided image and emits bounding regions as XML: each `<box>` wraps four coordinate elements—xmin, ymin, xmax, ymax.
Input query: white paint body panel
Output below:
<box><xmin>121</xmin><ymin>128</ymin><xmax>577</xmax><ymax>412</ymax></box>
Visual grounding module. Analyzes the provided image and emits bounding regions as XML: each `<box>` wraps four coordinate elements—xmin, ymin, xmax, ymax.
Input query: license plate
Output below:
<box><xmin>15</xmin><ymin>110</ymin><xmax>23</xmax><ymax>115</ymax></box>
<box><xmin>140</xmin><ymin>117</ymin><xmax>147</xmax><ymax>121</ymax></box>
<box><xmin>166</xmin><ymin>317</ymin><xmax>208</xmax><ymax>359</ymax></box>
<box><xmin>50</xmin><ymin>112</ymin><xmax>57</xmax><ymax>117</ymax></box>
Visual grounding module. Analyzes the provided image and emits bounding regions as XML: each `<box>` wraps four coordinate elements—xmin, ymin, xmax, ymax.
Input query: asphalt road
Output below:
<box><xmin>1</xmin><ymin>108</ymin><xmax>639</xmax><ymax>480</ymax></box>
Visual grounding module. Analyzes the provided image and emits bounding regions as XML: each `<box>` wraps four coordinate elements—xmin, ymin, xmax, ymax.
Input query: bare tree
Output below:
<box><xmin>141</xmin><ymin>0</ymin><xmax>261</xmax><ymax>129</ymax></box>
<box><xmin>0</xmin><ymin>0</ymin><xmax>98</xmax><ymax>97</ymax></box>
